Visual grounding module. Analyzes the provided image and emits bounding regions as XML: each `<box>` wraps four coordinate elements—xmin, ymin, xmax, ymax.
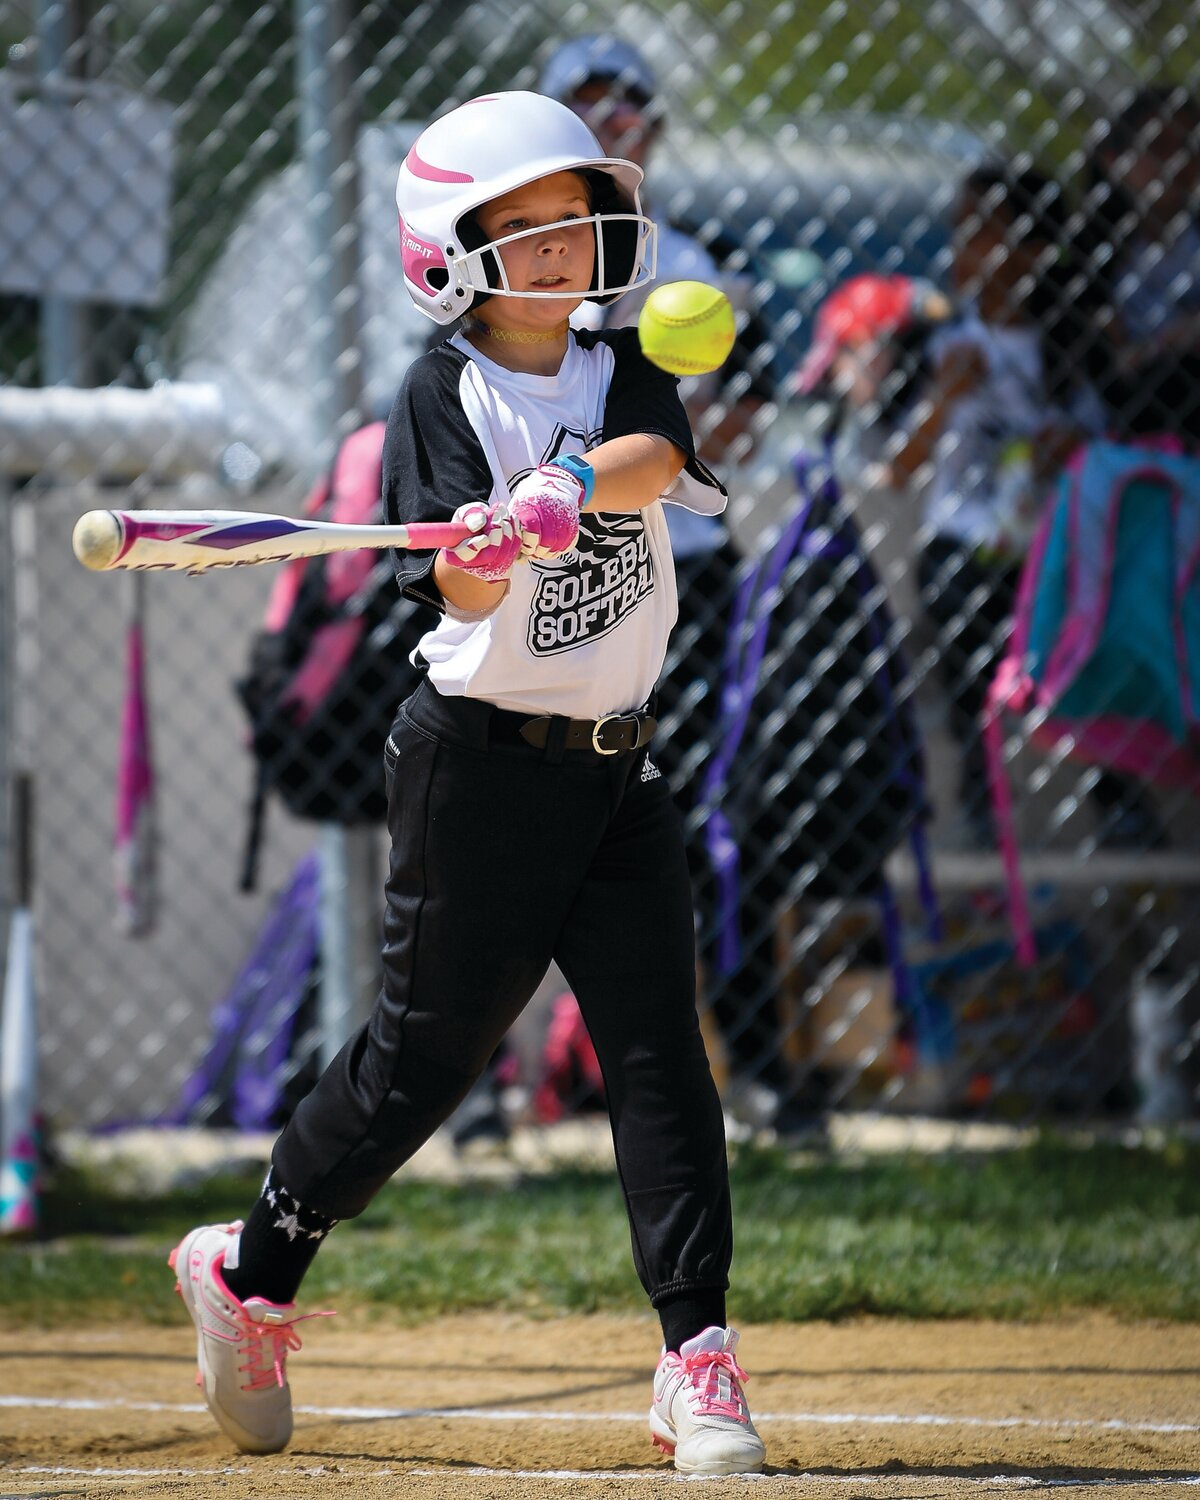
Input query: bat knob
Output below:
<box><xmin>72</xmin><ymin>510</ymin><xmax>123</xmax><ymax>571</ymax></box>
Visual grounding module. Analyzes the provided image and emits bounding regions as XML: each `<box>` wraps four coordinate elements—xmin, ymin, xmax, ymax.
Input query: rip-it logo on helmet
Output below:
<box><xmin>395</xmin><ymin>90</ymin><xmax>658</xmax><ymax>324</ymax></box>
<box><xmin>397</xmin><ymin>219</ymin><xmax>453</xmax><ymax>302</ymax></box>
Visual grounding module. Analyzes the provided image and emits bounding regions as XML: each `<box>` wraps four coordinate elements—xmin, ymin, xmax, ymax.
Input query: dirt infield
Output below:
<box><xmin>1</xmin><ymin>1313</ymin><xmax>1197</xmax><ymax>1498</ymax></box>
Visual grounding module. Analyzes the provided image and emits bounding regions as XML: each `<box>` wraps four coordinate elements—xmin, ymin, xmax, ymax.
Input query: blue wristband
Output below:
<box><xmin>547</xmin><ymin>453</ymin><xmax>595</xmax><ymax>504</ymax></box>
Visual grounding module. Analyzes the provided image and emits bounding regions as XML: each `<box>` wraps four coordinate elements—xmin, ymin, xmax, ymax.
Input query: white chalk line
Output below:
<box><xmin>9</xmin><ymin>1466</ymin><xmax>1200</xmax><ymax>1488</ymax></box>
<box><xmin>0</xmin><ymin>1393</ymin><xmax>1197</xmax><ymax>1436</ymax></box>
<box><xmin>417</xmin><ymin>1473</ymin><xmax>1200</xmax><ymax>1488</ymax></box>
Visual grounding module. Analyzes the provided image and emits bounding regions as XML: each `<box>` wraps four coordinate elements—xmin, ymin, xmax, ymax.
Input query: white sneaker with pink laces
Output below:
<box><xmin>168</xmin><ymin>1222</ymin><xmax>328</xmax><ymax>1454</ymax></box>
<box><xmin>649</xmin><ymin>1325</ymin><xmax>766</xmax><ymax>1475</ymax></box>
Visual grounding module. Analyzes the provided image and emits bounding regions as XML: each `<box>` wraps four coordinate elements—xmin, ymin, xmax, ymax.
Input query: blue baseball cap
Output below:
<box><xmin>539</xmin><ymin>36</ymin><xmax>658</xmax><ymax>108</ymax></box>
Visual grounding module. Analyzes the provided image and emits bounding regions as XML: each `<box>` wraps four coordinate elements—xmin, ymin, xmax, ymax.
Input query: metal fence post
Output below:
<box><xmin>296</xmin><ymin>0</ymin><xmax>376</xmax><ymax>1063</ymax></box>
<box><xmin>36</xmin><ymin>0</ymin><xmax>90</xmax><ymax>387</ymax></box>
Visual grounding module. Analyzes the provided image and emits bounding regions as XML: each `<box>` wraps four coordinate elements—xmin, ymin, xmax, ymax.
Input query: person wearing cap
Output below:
<box><xmin>538</xmin><ymin>36</ymin><xmax>814</xmax><ymax>1140</ymax></box>
<box><xmin>794</xmin><ymin>271</ymin><xmax>953</xmax><ymax>493</ymax></box>
<box><xmin>795</xmin><ymin>274</ymin><xmax>922</xmax><ymax>398</ymax></box>
<box><xmin>540</xmin><ymin>35</ymin><xmax>774</xmax><ymax>463</ymax></box>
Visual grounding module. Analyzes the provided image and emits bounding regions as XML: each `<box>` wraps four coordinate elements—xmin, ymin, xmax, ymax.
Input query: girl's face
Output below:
<box><xmin>473</xmin><ymin>171</ymin><xmax>596</xmax><ymax>327</ymax></box>
<box><xmin>951</xmin><ymin>190</ymin><xmax>1047</xmax><ymax>315</ymax></box>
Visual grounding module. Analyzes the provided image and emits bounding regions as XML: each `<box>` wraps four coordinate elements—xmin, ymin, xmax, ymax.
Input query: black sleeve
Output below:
<box><xmin>381</xmin><ymin>344</ymin><xmax>496</xmax><ymax>609</ymax></box>
<box><xmin>579</xmin><ymin>325</ymin><xmax>697</xmax><ymax>458</ymax></box>
<box><xmin>578</xmin><ymin>325</ymin><xmax>724</xmax><ymax>497</ymax></box>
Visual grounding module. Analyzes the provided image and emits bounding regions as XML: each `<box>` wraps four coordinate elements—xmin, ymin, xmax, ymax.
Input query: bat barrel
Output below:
<box><xmin>71</xmin><ymin>508</ymin><xmax>476</xmax><ymax>573</ymax></box>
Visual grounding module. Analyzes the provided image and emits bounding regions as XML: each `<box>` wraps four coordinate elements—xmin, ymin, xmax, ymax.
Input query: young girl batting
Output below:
<box><xmin>168</xmin><ymin>90</ymin><xmax>766</xmax><ymax>1478</ymax></box>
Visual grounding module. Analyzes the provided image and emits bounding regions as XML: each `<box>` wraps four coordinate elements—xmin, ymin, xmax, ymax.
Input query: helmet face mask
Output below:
<box><xmin>450</xmin><ymin>209</ymin><xmax>656</xmax><ymax>305</ymax></box>
<box><xmin>396</xmin><ymin>91</ymin><xmax>658</xmax><ymax>325</ymax></box>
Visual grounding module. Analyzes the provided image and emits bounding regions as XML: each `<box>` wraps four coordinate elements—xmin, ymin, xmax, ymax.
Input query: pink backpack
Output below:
<box><xmin>532</xmin><ymin>993</ymin><xmax>605</xmax><ymax>1123</ymax></box>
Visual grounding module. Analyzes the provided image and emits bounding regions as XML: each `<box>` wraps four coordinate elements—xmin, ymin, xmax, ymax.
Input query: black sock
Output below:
<box><xmin>222</xmin><ymin>1170</ymin><xmax>339</xmax><ymax>1306</ymax></box>
<box><xmin>657</xmin><ymin>1290</ymin><xmax>728</xmax><ymax>1353</ymax></box>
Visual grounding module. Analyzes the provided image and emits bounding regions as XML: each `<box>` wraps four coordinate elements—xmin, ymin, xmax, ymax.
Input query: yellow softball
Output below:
<box><xmin>637</xmin><ymin>281</ymin><xmax>737</xmax><ymax>376</ymax></box>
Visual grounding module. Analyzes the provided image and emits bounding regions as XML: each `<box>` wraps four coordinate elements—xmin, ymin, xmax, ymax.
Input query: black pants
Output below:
<box><xmin>273</xmin><ymin>678</ymin><xmax>733</xmax><ymax>1306</ymax></box>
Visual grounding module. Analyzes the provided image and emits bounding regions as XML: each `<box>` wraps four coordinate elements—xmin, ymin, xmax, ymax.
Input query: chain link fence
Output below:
<box><xmin>2</xmin><ymin>0</ymin><xmax>1199</xmax><ymax>1152</ymax></box>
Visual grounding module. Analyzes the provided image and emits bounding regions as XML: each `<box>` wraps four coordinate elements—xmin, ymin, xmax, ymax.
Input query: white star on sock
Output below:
<box><xmin>274</xmin><ymin>1210</ymin><xmax>301</xmax><ymax>1241</ymax></box>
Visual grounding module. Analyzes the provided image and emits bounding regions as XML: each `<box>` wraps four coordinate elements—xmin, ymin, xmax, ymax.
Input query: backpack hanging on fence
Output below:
<box><xmin>985</xmin><ymin>437</ymin><xmax>1200</xmax><ymax>964</ymax></box>
<box><xmin>700</xmin><ymin>447</ymin><xmax>941</xmax><ymax>1003</ymax></box>
<box><xmin>170</xmin><ymin>850</ymin><xmax>322</xmax><ymax>1129</ymax></box>
<box><xmin>531</xmin><ymin>992</ymin><xmax>606</xmax><ymax>1124</ymax></box>
<box><xmin>235</xmin><ymin>421</ymin><xmax>429</xmax><ymax>889</ymax></box>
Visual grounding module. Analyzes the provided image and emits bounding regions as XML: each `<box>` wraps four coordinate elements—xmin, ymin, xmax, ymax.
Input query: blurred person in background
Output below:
<box><xmin>886</xmin><ymin>159</ymin><xmax>1162</xmax><ymax>851</ymax></box>
<box><xmin>1082</xmin><ymin>85</ymin><xmax>1200</xmax><ymax>443</ymax></box>
<box><xmin>540</xmin><ymin>35</ymin><xmax>819</xmax><ymax>1139</ymax></box>
<box><xmin>793</xmin><ymin>271</ymin><xmax>954</xmax><ymax>488</ymax></box>
<box><xmin>539</xmin><ymin>35</ymin><xmax>774</xmax><ymax>465</ymax></box>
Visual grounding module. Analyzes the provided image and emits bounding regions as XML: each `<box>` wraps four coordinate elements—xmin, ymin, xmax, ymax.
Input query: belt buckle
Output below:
<box><xmin>591</xmin><ymin>712</ymin><xmax>625</xmax><ymax>755</ymax></box>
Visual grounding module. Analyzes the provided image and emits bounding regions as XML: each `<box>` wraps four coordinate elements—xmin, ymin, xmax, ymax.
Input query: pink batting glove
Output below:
<box><xmin>440</xmin><ymin>501</ymin><xmax>523</xmax><ymax>583</ymax></box>
<box><xmin>509</xmin><ymin>462</ymin><xmax>589</xmax><ymax>561</ymax></box>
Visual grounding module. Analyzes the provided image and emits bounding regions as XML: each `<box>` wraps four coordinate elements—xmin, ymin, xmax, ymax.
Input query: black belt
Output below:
<box><xmin>492</xmin><ymin>707</ymin><xmax>657</xmax><ymax>756</ymax></box>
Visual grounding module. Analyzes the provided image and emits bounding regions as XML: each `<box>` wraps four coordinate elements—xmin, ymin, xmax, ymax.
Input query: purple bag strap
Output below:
<box><xmin>172</xmin><ymin>850</ymin><xmax>321</xmax><ymax>1126</ymax></box>
<box><xmin>703</xmin><ymin>447</ymin><xmax>940</xmax><ymax>992</ymax></box>
<box><xmin>701</xmin><ymin>482</ymin><xmax>818</xmax><ymax>974</ymax></box>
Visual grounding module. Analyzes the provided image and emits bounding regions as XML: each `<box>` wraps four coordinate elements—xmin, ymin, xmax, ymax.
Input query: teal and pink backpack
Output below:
<box><xmin>985</xmin><ymin>438</ymin><xmax>1200</xmax><ymax>962</ymax></box>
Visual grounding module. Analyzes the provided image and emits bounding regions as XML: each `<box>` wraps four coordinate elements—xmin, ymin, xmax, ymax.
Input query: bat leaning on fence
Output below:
<box><xmin>72</xmin><ymin>508</ymin><xmax>475</xmax><ymax>575</ymax></box>
<box><xmin>1</xmin><ymin>772</ymin><xmax>38</xmax><ymax>1236</ymax></box>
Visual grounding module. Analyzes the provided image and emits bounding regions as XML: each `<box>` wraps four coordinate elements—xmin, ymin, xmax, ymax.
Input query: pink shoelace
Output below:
<box><xmin>679</xmin><ymin>1346</ymin><xmax>751</xmax><ymax>1421</ymax></box>
<box><xmin>235</xmin><ymin>1307</ymin><xmax>334</xmax><ymax>1392</ymax></box>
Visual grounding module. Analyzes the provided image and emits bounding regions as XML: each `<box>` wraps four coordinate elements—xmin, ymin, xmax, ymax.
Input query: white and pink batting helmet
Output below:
<box><xmin>395</xmin><ymin>90</ymin><xmax>657</xmax><ymax>325</ymax></box>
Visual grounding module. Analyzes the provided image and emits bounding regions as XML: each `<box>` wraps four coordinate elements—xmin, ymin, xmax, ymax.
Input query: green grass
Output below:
<box><xmin>3</xmin><ymin>1137</ymin><xmax>1198</xmax><ymax>1326</ymax></box>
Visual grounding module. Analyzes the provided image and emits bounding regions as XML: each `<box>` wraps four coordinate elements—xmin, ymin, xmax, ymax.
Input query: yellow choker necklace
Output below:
<box><xmin>469</xmin><ymin>320</ymin><xmax>569</xmax><ymax>345</ymax></box>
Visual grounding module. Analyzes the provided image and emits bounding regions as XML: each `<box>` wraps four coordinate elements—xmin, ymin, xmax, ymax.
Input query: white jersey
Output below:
<box><xmin>383</xmin><ymin>326</ymin><xmax>726</xmax><ymax>718</ymax></box>
<box><xmin>923</xmin><ymin>313</ymin><xmax>1107</xmax><ymax>555</ymax></box>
